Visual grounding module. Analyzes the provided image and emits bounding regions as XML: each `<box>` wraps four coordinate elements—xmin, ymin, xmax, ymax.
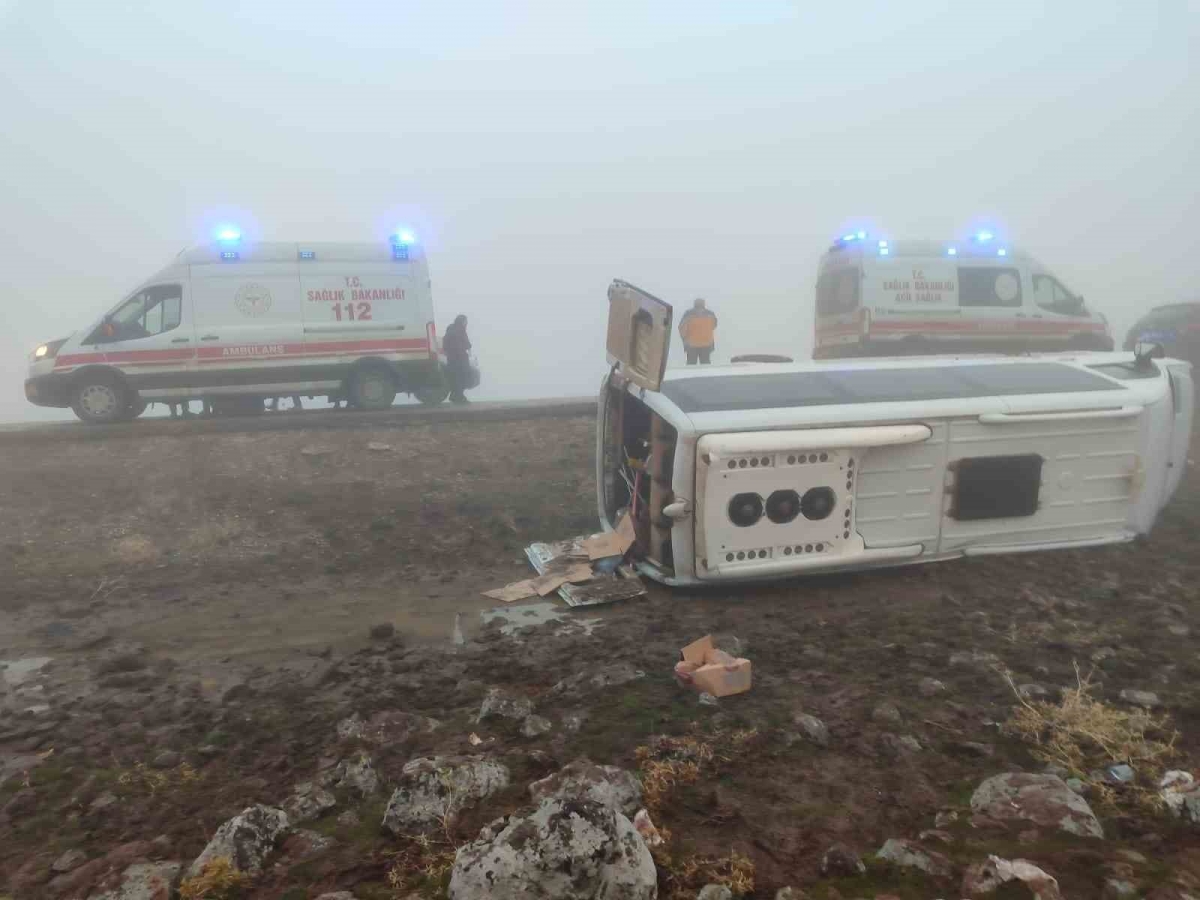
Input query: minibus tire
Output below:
<box><xmin>124</xmin><ymin>399</ymin><xmax>149</xmax><ymax>420</ymax></box>
<box><xmin>72</xmin><ymin>376</ymin><xmax>129</xmax><ymax>425</ymax></box>
<box><xmin>349</xmin><ymin>366</ymin><xmax>397</xmax><ymax>410</ymax></box>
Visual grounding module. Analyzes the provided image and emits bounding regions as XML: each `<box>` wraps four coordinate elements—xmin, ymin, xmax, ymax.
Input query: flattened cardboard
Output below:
<box><xmin>674</xmin><ymin>633</ymin><xmax>752</xmax><ymax>698</ymax></box>
<box><xmin>583</xmin><ymin>511</ymin><xmax>637</xmax><ymax>561</ymax></box>
<box><xmin>482</xmin><ymin>579</ymin><xmax>539</xmax><ymax>603</ymax></box>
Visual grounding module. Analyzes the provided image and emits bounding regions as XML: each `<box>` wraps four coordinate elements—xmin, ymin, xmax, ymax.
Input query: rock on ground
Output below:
<box><xmin>875</xmin><ymin>838</ymin><xmax>952</xmax><ymax>877</ymax></box>
<box><xmin>1118</xmin><ymin>688</ymin><xmax>1162</xmax><ymax>709</ymax></box>
<box><xmin>448</xmin><ymin>797</ymin><xmax>656</xmax><ymax>900</ymax></box>
<box><xmin>322</xmin><ymin>752</ymin><xmax>381</xmax><ymax>798</ymax></box>
<box><xmin>336</xmin><ymin>710</ymin><xmax>440</xmax><ymax>744</ymax></box>
<box><xmin>820</xmin><ymin>843</ymin><xmax>866</xmax><ymax>877</ymax></box>
<box><xmin>284</xmin><ymin>781</ymin><xmax>337</xmax><ymax>823</ymax></box>
<box><xmin>520</xmin><ymin>714</ymin><xmax>553</xmax><ymax>737</ymax></box>
<box><xmin>90</xmin><ymin>861</ymin><xmax>183</xmax><ymax>900</ymax></box>
<box><xmin>1159</xmin><ymin>770</ymin><xmax>1200</xmax><ymax>823</ymax></box>
<box><xmin>51</xmin><ymin>848</ymin><xmax>88</xmax><ymax>873</ymax></box>
<box><xmin>918</xmin><ymin>678</ymin><xmax>946</xmax><ymax>697</ymax></box>
<box><xmin>792</xmin><ymin>712</ymin><xmax>830</xmax><ymax>747</ymax></box>
<box><xmin>697</xmin><ymin>885</ymin><xmax>733</xmax><ymax>900</ymax></box>
<box><xmin>477</xmin><ymin>688</ymin><xmax>534</xmax><ymax>722</ymax></box>
<box><xmin>970</xmin><ymin>772</ymin><xmax>1104</xmax><ymax>839</ymax></box>
<box><xmin>551</xmin><ymin>663</ymin><xmax>645</xmax><ymax>698</ymax></box>
<box><xmin>315</xmin><ymin>893</ymin><xmax>358</xmax><ymax>900</ymax></box>
<box><xmin>961</xmin><ymin>855</ymin><xmax>1061</xmax><ymax>900</ymax></box>
<box><xmin>528</xmin><ymin>758</ymin><xmax>643</xmax><ymax>816</ymax></box>
<box><xmin>382</xmin><ymin>756</ymin><xmax>509</xmax><ymax>834</ymax></box>
<box><xmin>187</xmin><ymin>805</ymin><xmax>290</xmax><ymax>877</ymax></box>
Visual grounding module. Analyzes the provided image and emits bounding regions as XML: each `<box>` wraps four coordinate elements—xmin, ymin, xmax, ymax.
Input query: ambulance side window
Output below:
<box><xmin>98</xmin><ymin>284</ymin><xmax>183</xmax><ymax>342</ymax></box>
<box><xmin>1033</xmin><ymin>275</ymin><xmax>1086</xmax><ymax>316</ymax></box>
<box><xmin>958</xmin><ymin>267</ymin><xmax>1022</xmax><ymax>308</ymax></box>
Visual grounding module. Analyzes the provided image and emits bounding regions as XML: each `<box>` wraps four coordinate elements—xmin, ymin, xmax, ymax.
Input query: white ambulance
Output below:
<box><xmin>25</xmin><ymin>234</ymin><xmax>451</xmax><ymax>423</ymax></box>
<box><xmin>601</xmin><ymin>280</ymin><xmax>1190</xmax><ymax>587</ymax></box>
<box><xmin>812</xmin><ymin>234</ymin><xmax>1113</xmax><ymax>359</ymax></box>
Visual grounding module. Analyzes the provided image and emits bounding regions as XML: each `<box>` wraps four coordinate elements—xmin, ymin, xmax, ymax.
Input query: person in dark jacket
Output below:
<box><xmin>443</xmin><ymin>314</ymin><xmax>472</xmax><ymax>404</ymax></box>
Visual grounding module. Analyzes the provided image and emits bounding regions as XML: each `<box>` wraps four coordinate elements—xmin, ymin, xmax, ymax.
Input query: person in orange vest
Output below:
<box><xmin>679</xmin><ymin>298</ymin><xmax>718</xmax><ymax>365</ymax></box>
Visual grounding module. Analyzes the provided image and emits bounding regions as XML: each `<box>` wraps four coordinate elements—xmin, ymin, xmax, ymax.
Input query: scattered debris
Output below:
<box><xmin>632</xmin><ymin>809</ymin><xmax>663</xmax><ymax>847</ymax></box>
<box><xmin>674</xmin><ymin>635</ymin><xmax>752</xmax><ymax>698</ymax></box>
<box><xmin>525</xmin><ymin>525</ymin><xmax>647</xmax><ymax>607</ymax></box>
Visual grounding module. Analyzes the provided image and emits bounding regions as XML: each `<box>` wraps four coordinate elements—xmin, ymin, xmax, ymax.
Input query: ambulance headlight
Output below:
<box><xmin>32</xmin><ymin>338</ymin><xmax>66</xmax><ymax>360</ymax></box>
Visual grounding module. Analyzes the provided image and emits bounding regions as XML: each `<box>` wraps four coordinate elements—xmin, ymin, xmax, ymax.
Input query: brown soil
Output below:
<box><xmin>2</xmin><ymin>416</ymin><xmax>1199</xmax><ymax>899</ymax></box>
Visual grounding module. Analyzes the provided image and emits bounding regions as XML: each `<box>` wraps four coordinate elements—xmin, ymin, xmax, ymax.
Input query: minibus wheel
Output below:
<box><xmin>72</xmin><ymin>376</ymin><xmax>128</xmax><ymax>425</ymax></box>
<box><xmin>413</xmin><ymin>384</ymin><xmax>449</xmax><ymax>406</ymax></box>
<box><xmin>349</xmin><ymin>366</ymin><xmax>397</xmax><ymax>410</ymax></box>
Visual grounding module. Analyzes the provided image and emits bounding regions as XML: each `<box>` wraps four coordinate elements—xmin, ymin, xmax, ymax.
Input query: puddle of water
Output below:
<box><xmin>0</xmin><ymin>657</ymin><xmax>52</xmax><ymax>687</ymax></box>
<box><xmin>480</xmin><ymin>602</ymin><xmax>605</xmax><ymax>639</ymax></box>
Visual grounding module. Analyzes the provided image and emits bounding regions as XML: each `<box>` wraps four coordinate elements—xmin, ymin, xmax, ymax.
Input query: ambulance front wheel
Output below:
<box><xmin>72</xmin><ymin>376</ymin><xmax>128</xmax><ymax>425</ymax></box>
<box><xmin>348</xmin><ymin>366</ymin><xmax>397</xmax><ymax>410</ymax></box>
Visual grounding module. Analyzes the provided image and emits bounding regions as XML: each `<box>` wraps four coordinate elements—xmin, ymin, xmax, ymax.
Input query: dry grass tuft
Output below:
<box><xmin>386</xmin><ymin>834</ymin><xmax>458</xmax><ymax>896</ymax></box>
<box><xmin>117</xmin><ymin>761</ymin><xmax>201</xmax><ymax>796</ymax></box>
<box><xmin>178</xmin><ymin>857</ymin><xmax>250</xmax><ymax>900</ymax></box>
<box><xmin>1002</xmin><ymin>662</ymin><xmax>1178</xmax><ymax>804</ymax></box>
<box><xmin>651</xmin><ymin>846</ymin><xmax>756</xmax><ymax>899</ymax></box>
<box><xmin>635</xmin><ymin>728</ymin><xmax>758</xmax><ymax>813</ymax></box>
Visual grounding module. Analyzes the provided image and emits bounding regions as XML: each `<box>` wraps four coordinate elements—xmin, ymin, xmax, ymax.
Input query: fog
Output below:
<box><xmin>1</xmin><ymin>1</ymin><xmax>1196</xmax><ymax>423</ymax></box>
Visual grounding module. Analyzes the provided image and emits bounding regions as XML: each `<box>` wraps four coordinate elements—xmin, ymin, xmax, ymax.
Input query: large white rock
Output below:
<box><xmin>89</xmin><ymin>862</ymin><xmax>182</xmax><ymax>900</ymax></box>
<box><xmin>448</xmin><ymin>798</ymin><xmax>657</xmax><ymax>900</ymax></box>
<box><xmin>970</xmin><ymin>773</ymin><xmax>1103</xmax><ymax>839</ymax></box>
<box><xmin>187</xmin><ymin>805</ymin><xmax>290</xmax><ymax>877</ymax></box>
<box><xmin>528</xmin><ymin>758</ymin><xmax>642</xmax><ymax>816</ymax></box>
<box><xmin>382</xmin><ymin>756</ymin><xmax>509</xmax><ymax>834</ymax></box>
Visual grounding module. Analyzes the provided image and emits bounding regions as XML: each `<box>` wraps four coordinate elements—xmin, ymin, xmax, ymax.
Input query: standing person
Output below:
<box><xmin>679</xmin><ymin>298</ymin><xmax>718</xmax><ymax>365</ymax></box>
<box><xmin>443</xmin><ymin>314</ymin><xmax>472</xmax><ymax>404</ymax></box>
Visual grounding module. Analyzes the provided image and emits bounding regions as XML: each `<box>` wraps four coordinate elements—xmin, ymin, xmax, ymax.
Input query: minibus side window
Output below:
<box><xmin>958</xmin><ymin>267</ymin><xmax>1022</xmax><ymax>308</ymax></box>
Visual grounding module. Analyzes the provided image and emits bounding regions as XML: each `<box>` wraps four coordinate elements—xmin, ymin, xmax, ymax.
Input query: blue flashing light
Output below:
<box><xmin>877</xmin><ymin>240</ymin><xmax>888</xmax><ymax>248</ymax></box>
<box><xmin>841</xmin><ymin>232</ymin><xmax>857</xmax><ymax>242</ymax></box>
<box><xmin>392</xmin><ymin>229</ymin><xmax>416</xmax><ymax>246</ymax></box>
<box><xmin>880</xmin><ymin>247</ymin><xmax>890</xmax><ymax>256</ymax></box>
<box><xmin>947</xmin><ymin>247</ymin><xmax>958</xmax><ymax>256</ymax></box>
<box><xmin>219</xmin><ymin>250</ymin><xmax>239</xmax><ymax>261</ymax></box>
<box><xmin>299</xmin><ymin>249</ymin><xmax>315</xmax><ymax>260</ymax></box>
<box><xmin>856</xmin><ymin>230</ymin><xmax>866</xmax><ymax>240</ymax></box>
<box><xmin>974</xmin><ymin>230</ymin><xmax>994</xmax><ymax>243</ymax></box>
<box><xmin>215</xmin><ymin>226</ymin><xmax>241</xmax><ymax>243</ymax></box>
<box><xmin>997</xmin><ymin>248</ymin><xmax>1008</xmax><ymax>257</ymax></box>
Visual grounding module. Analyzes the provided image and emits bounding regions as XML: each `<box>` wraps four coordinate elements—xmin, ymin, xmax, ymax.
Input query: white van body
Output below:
<box><xmin>813</xmin><ymin>239</ymin><xmax>1114</xmax><ymax>359</ymax></box>
<box><xmin>601</xmin><ymin>281</ymin><xmax>1191</xmax><ymax>587</ymax></box>
<box><xmin>25</xmin><ymin>241</ymin><xmax>448</xmax><ymax>422</ymax></box>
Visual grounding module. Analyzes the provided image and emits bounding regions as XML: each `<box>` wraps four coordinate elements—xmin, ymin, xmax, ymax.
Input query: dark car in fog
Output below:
<box><xmin>1124</xmin><ymin>302</ymin><xmax>1200</xmax><ymax>366</ymax></box>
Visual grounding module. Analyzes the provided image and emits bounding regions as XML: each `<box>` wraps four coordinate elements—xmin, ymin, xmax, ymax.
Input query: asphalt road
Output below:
<box><xmin>0</xmin><ymin>397</ymin><xmax>597</xmax><ymax>445</ymax></box>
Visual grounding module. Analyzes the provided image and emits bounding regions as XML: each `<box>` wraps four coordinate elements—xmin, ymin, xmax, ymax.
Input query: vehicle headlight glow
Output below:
<box><xmin>34</xmin><ymin>344</ymin><xmax>49</xmax><ymax>358</ymax></box>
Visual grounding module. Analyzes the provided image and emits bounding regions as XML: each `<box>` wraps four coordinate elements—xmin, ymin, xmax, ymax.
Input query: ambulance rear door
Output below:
<box><xmin>865</xmin><ymin>254</ymin><xmax>963</xmax><ymax>349</ymax></box>
<box><xmin>298</xmin><ymin>243</ymin><xmax>431</xmax><ymax>365</ymax></box>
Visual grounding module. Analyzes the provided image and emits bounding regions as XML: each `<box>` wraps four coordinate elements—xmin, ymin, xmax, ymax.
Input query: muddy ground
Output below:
<box><xmin>2</xmin><ymin>415</ymin><xmax>1199</xmax><ymax>899</ymax></box>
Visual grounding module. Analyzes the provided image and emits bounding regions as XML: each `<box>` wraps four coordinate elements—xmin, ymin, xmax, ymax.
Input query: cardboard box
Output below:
<box><xmin>673</xmin><ymin>634</ymin><xmax>752</xmax><ymax>697</ymax></box>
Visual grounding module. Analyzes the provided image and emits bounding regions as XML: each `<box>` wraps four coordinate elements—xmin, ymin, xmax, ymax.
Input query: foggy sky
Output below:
<box><xmin>1</xmin><ymin>1</ymin><xmax>1197</xmax><ymax>423</ymax></box>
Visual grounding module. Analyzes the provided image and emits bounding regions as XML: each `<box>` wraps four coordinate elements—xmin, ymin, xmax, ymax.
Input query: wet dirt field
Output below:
<box><xmin>2</xmin><ymin>415</ymin><xmax>1199</xmax><ymax>899</ymax></box>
